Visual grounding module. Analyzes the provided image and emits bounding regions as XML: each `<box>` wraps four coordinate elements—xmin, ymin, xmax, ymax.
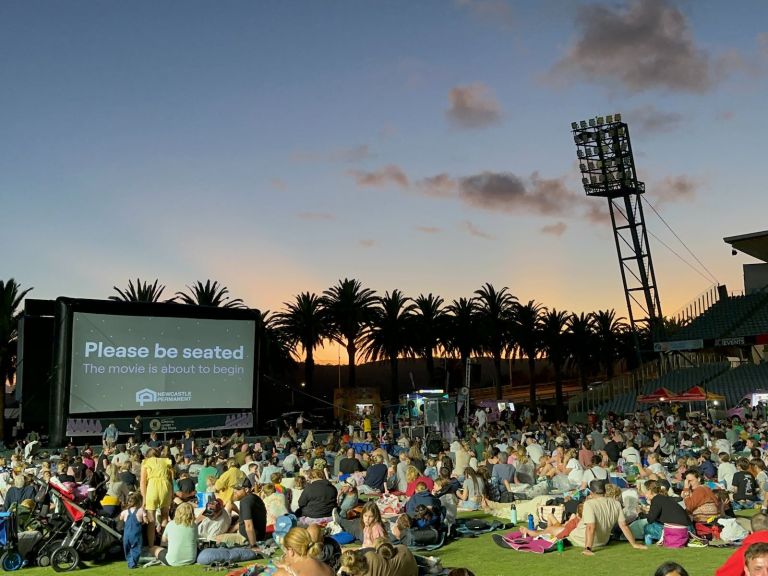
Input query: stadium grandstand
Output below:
<box><xmin>570</xmin><ymin>228</ymin><xmax>768</xmax><ymax>420</ymax></box>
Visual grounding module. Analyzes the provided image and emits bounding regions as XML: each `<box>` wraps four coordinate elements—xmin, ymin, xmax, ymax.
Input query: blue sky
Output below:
<box><xmin>3</xmin><ymin>0</ymin><xmax>768</xmax><ymax>361</ymax></box>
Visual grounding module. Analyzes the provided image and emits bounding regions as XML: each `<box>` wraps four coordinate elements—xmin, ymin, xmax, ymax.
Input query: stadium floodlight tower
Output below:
<box><xmin>570</xmin><ymin>114</ymin><xmax>663</xmax><ymax>338</ymax></box>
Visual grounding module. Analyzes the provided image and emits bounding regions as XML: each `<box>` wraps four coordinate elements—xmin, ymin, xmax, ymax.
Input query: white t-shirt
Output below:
<box><xmin>622</xmin><ymin>447</ymin><xmax>641</xmax><ymax>465</ymax></box>
<box><xmin>526</xmin><ymin>443</ymin><xmax>545</xmax><ymax>466</ymax></box>
<box><xmin>197</xmin><ymin>509</ymin><xmax>231</xmax><ymax>540</ymax></box>
<box><xmin>566</xmin><ymin>458</ymin><xmax>583</xmax><ymax>486</ymax></box>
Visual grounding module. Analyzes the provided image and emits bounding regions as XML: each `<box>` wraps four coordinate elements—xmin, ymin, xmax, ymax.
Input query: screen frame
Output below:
<box><xmin>55</xmin><ymin>297</ymin><xmax>260</xmax><ymax>417</ymax></box>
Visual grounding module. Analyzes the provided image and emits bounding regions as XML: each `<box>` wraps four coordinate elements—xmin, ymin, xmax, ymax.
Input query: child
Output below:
<box><xmin>359</xmin><ymin>501</ymin><xmax>387</xmax><ymax>548</ymax></box>
<box><xmin>120</xmin><ymin>492</ymin><xmax>146</xmax><ymax>568</ymax></box>
<box><xmin>413</xmin><ymin>504</ymin><xmax>435</xmax><ymax>529</ymax></box>
<box><xmin>424</xmin><ymin>458</ymin><xmax>438</xmax><ymax>481</ymax></box>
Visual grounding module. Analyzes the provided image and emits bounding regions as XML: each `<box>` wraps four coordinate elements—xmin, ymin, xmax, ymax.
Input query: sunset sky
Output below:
<box><xmin>3</xmin><ymin>1</ymin><xmax>768</xmax><ymax>364</ymax></box>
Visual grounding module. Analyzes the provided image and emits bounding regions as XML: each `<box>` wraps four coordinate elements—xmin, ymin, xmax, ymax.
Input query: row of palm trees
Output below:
<box><xmin>98</xmin><ymin>278</ymin><xmax>644</xmax><ymax>412</ymax></box>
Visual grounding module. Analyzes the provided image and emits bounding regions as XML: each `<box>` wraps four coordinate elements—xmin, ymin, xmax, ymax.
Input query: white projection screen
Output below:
<box><xmin>69</xmin><ymin>312</ymin><xmax>255</xmax><ymax>413</ymax></box>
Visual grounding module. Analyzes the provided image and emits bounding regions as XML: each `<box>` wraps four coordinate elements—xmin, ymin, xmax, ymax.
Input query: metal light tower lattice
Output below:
<box><xmin>571</xmin><ymin>114</ymin><xmax>663</xmax><ymax>335</ymax></box>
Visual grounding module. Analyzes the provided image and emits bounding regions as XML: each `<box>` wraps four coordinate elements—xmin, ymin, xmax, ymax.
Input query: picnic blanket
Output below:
<box><xmin>492</xmin><ymin>531</ymin><xmax>557</xmax><ymax>553</ymax></box>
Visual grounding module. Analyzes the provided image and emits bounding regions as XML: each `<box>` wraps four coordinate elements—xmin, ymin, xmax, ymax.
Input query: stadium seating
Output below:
<box><xmin>671</xmin><ymin>292</ymin><xmax>768</xmax><ymax>342</ymax></box>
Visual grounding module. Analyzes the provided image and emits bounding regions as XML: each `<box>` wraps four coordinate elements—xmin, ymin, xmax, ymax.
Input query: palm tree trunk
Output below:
<box><xmin>493</xmin><ymin>354</ymin><xmax>503</xmax><ymax>401</ymax></box>
<box><xmin>425</xmin><ymin>352</ymin><xmax>435</xmax><ymax>387</ymax></box>
<box><xmin>390</xmin><ymin>357</ymin><xmax>399</xmax><ymax>403</ymax></box>
<box><xmin>528</xmin><ymin>357</ymin><xmax>537</xmax><ymax>411</ymax></box>
<box><xmin>347</xmin><ymin>343</ymin><xmax>356</xmax><ymax>388</ymax></box>
<box><xmin>579</xmin><ymin>361</ymin><xmax>588</xmax><ymax>392</ymax></box>
<box><xmin>555</xmin><ymin>366</ymin><xmax>564</xmax><ymax>410</ymax></box>
<box><xmin>304</xmin><ymin>347</ymin><xmax>315</xmax><ymax>390</ymax></box>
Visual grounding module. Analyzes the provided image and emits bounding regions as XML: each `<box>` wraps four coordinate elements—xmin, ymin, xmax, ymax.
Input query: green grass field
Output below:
<box><xmin>19</xmin><ymin>538</ymin><xmax>733</xmax><ymax>576</ymax></box>
<box><xmin>18</xmin><ymin>512</ymin><xmax>739</xmax><ymax>576</ymax></box>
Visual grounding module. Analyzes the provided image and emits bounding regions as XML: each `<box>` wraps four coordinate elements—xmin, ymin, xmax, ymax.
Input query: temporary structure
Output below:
<box><xmin>637</xmin><ymin>387</ymin><xmax>677</xmax><ymax>404</ymax></box>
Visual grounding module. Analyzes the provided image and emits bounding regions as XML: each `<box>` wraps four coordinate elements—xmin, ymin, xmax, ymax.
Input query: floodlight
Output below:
<box><xmin>577</xmin><ymin>150</ymin><xmax>584</xmax><ymax>158</ymax></box>
<box><xmin>615</xmin><ymin>113</ymin><xmax>622</xmax><ymax>122</ymax></box>
<box><xmin>606</xmin><ymin>115</ymin><xmax>613</xmax><ymax>123</ymax></box>
<box><xmin>580</xmin><ymin>164</ymin><xmax>587</xmax><ymax>172</ymax></box>
<box><xmin>589</xmin><ymin>118</ymin><xmax>596</xmax><ymax>127</ymax></box>
<box><xmin>582</xmin><ymin>177</ymin><xmax>589</xmax><ymax>185</ymax></box>
<box><xmin>597</xmin><ymin>117</ymin><xmax>604</xmax><ymax>125</ymax></box>
<box><xmin>571</xmin><ymin>122</ymin><xmax>578</xmax><ymax>130</ymax></box>
<box><xmin>580</xmin><ymin>120</ymin><xmax>587</xmax><ymax>128</ymax></box>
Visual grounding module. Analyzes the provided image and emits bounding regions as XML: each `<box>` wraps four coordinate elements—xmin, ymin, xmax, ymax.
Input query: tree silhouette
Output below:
<box><xmin>175</xmin><ymin>280</ymin><xmax>245</xmax><ymax>308</ymax></box>
<box><xmin>0</xmin><ymin>279</ymin><xmax>33</xmax><ymax>442</ymax></box>
<box><xmin>110</xmin><ymin>278</ymin><xmax>168</xmax><ymax>302</ymax></box>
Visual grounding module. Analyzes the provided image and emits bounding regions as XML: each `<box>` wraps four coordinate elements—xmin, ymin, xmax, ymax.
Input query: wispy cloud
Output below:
<box><xmin>551</xmin><ymin>0</ymin><xmax>718</xmax><ymax>93</ymax></box>
<box><xmin>446</xmin><ymin>83</ymin><xmax>503</xmax><ymax>129</ymax></box>
<box><xmin>271</xmin><ymin>178</ymin><xmax>287</xmax><ymax>192</ymax></box>
<box><xmin>348</xmin><ymin>165</ymin><xmax>410</xmax><ymax>188</ymax></box>
<box><xmin>459</xmin><ymin>171</ymin><xmax>581</xmax><ymax>216</ymax></box>
<box><xmin>627</xmin><ymin>105</ymin><xmax>684</xmax><ymax>134</ymax></box>
<box><xmin>652</xmin><ymin>175</ymin><xmax>698</xmax><ymax>205</ymax></box>
<box><xmin>456</xmin><ymin>0</ymin><xmax>515</xmax><ymax>28</ymax></box>
<box><xmin>541</xmin><ymin>222</ymin><xmax>567</xmax><ymax>236</ymax></box>
<box><xmin>416</xmin><ymin>226</ymin><xmax>442</xmax><ymax>234</ymax></box>
<box><xmin>417</xmin><ymin>173</ymin><xmax>458</xmax><ymax>198</ymax></box>
<box><xmin>292</xmin><ymin>144</ymin><xmax>373</xmax><ymax>164</ymax></box>
<box><xmin>359</xmin><ymin>239</ymin><xmax>376</xmax><ymax>248</ymax></box>
<box><xmin>297</xmin><ymin>211</ymin><xmax>335</xmax><ymax>221</ymax></box>
<box><xmin>462</xmin><ymin>220</ymin><xmax>495</xmax><ymax>240</ymax></box>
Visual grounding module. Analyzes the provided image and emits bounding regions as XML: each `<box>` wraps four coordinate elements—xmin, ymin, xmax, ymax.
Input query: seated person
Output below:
<box><xmin>174</xmin><ymin>471</ymin><xmax>197</xmax><ymax>505</ymax></box>
<box><xmin>332</xmin><ymin>501</ymin><xmax>387</xmax><ymax>548</ymax></box>
<box><xmin>149</xmin><ymin>502</ymin><xmax>198</xmax><ymax>566</ymax></box>
<box><xmin>195</xmin><ymin>498</ymin><xmax>231</xmax><ymax>540</ymax></box>
<box><xmin>215</xmin><ymin>478</ymin><xmax>267</xmax><ymax>548</ymax></box>
<box><xmin>297</xmin><ymin>468</ymin><xmax>337</xmax><ymax>523</ymax></box>
<box><xmin>360</xmin><ymin>453</ymin><xmax>388</xmax><ymax>494</ymax></box>
<box><xmin>262</xmin><ymin>483</ymin><xmax>289</xmax><ymax>531</ymax></box>
<box><xmin>404</xmin><ymin>465</ymin><xmax>435</xmax><ymax>497</ymax></box>
<box><xmin>681</xmin><ymin>469</ymin><xmax>720</xmax><ymax>522</ymax></box>
<box><xmin>405</xmin><ymin>482</ymin><xmax>442</xmax><ymax>527</ymax></box>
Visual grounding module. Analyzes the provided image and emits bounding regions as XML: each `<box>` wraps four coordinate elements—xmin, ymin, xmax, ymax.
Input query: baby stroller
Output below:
<box><xmin>39</xmin><ymin>480</ymin><xmax>122</xmax><ymax>572</ymax></box>
<box><xmin>0</xmin><ymin>511</ymin><xmax>24</xmax><ymax>571</ymax></box>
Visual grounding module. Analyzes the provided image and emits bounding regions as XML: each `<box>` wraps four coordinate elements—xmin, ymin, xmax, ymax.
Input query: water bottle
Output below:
<box><xmin>509</xmin><ymin>503</ymin><xmax>517</xmax><ymax>525</ymax></box>
<box><xmin>527</xmin><ymin>513</ymin><xmax>535</xmax><ymax>530</ymax></box>
<box><xmin>556</xmin><ymin>539</ymin><xmax>564</xmax><ymax>553</ymax></box>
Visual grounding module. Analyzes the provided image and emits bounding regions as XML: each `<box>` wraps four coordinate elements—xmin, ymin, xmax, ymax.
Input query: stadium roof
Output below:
<box><xmin>724</xmin><ymin>229</ymin><xmax>768</xmax><ymax>264</ymax></box>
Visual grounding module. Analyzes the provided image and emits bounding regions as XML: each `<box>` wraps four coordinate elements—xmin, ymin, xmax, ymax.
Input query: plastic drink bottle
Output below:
<box><xmin>557</xmin><ymin>539</ymin><xmax>564</xmax><ymax>553</ymax></box>
<box><xmin>527</xmin><ymin>513</ymin><xmax>535</xmax><ymax>530</ymax></box>
<box><xmin>510</xmin><ymin>504</ymin><xmax>517</xmax><ymax>525</ymax></box>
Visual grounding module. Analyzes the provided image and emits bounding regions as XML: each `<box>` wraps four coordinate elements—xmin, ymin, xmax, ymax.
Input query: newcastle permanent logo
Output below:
<box><xmin>135</xmin><ymin>388</ymin><xmax>192</xmax><ymax>407</ymax></box>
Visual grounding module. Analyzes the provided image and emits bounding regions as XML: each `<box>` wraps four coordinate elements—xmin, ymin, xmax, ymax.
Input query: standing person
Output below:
<box><xmin>296</xmin><ymin>413</ymin><xmax>304</xmax><ymax>434</ymax></box>
<box><xmin>120</xmin><ymin>492</ymin><xmax>145</xmax><ymax>569</ymax></box>
<box><xmin>129</xmin><ymin>415</ymin><xmax>144</xmax><ymax>444</ymax></box>
<box><xmin>103</xmin><ymin>423</ymin><xmax>119</xmax><ymax>449</ymax></box>
<box><xmin>140</xmin><ymin>447</ymin><xmax>173</xmax><ymax>547</ymax></box>
<box><xmin>181</xmin><ymin>430</ymin><xmax>195</xmax><ymax>460</ymax></box>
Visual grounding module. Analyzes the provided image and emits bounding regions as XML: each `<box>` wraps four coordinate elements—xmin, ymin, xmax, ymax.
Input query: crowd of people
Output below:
<box><xmin>7</xmin><ymin>405</ymin><xmax>768</xmax><ymax>575</ymax></box>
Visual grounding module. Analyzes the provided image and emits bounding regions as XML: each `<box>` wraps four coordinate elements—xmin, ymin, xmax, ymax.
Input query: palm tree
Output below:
<box><xmin>474</xmin><ymin>283</ymin><xmax>517</xmax><ymax>400</ymax></box>
<box><xmin>0</xmin><ymin>279</ymin><xmax>33</xmax><ymax>442</ymax></box>
<box><xmin>175</xmin><ymin>280</ymin><xmax>245</xmax><ymax>308</ymax></box>
<box><xmin>363</xmin><ymin>290</ymin><xmax>415</xmax><ymax>402</ymax></box>
<box><xmin>411</xmin><ymin>294</ymin><xmax>447</xmax><ymax>388</ymax></box>
<box><xmin>566</xmin><ymin>312</ymin><xmax>597</xmax><ymax>392</ymax></box>
<box><xmin>321</xmin><ymin>278</ymin><xmax>377</xmax><ymax>389</ymax></box>
<box><xmin>273</xmin><ymin>292</ymin><xmax>327</xmax><ymax>391</ymax></box>
<box><xmin>541</xmin><ymin>308</ymin><xmax>570</xmax><ymax>414</ymax></box>
<box><xmin>513</xmin><ymin>300</ymin><xmax>545</xmax><ymax>411</ymax></box>
<box><xmin>445</xmin><ymin>297</ymin><xmax>479</xmax><ymax>390</ymax></box>
<box><xmin>593</xmin><ymin>309</ymin><xmax>629</xmax><ymax>397</ymax></box>
<box><xmin>110</xmin><ymin>278</ymin><xmax>168</xmax><ymax>302</ymax></box>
